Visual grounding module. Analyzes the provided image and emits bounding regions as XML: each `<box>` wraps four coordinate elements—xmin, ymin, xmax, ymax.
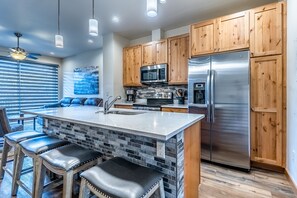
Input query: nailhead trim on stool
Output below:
<box><xmin>35</xmin><ymin>144</ymin><xmax>102</xmax><ymax>198</ymax></box>
<box><xmin>79</xmin><ymin>157</ymin><xmax>165</xmax><ymax>198</ymax></box>
<box><xmin>11</xmin><ymin>136</ymin><xmax>69</xmax><ymax>197</ymax></box>
<box><xmin>0</xmin><ymin>131</ymin><xmax>45</xmax><ymax>180</ymax></box>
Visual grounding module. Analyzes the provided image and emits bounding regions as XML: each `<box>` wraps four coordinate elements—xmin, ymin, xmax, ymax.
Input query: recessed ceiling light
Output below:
<box><xmin>112</xmin><ymin>16</ymin><xmax>120</xmax><ymax>23</ymax></box>
<box><xmin>88</xmin><ymin>39</ymin><xmax>94</xmax><ymax>43</ymax></box>
<box><xmin>160</xmin><ymin>0</ymin><xmax>166</xmax><ymax>4</ymax></box>
<box><xmin>50</xmin><ymin>52</ymin><xmax>55</xmax><ymax>55</ymax></box>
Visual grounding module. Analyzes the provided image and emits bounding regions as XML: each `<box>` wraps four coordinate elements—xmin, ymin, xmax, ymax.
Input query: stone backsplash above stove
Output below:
<box><xmin>126</xmin><ymin>85</ymin><xmax>188</xmax><ymax>99</ymax></box>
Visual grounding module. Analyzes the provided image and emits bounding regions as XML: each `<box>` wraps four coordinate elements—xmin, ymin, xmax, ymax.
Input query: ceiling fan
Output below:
<box><xmin>7</xmin><ymin>32</ymin><xmax>41</xmax><ymax>61</ymax></box>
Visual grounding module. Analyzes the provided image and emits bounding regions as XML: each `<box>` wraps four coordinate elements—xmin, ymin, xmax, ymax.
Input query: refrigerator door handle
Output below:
<box><xmin>210</xmin><ymin>70</ymin><xmax>215</xmax><ymax>123</ymax></box>
<box><xmin>206</xmin><ymin>69</ymin><xmax>211</xmax><ymax>123</ymax></box>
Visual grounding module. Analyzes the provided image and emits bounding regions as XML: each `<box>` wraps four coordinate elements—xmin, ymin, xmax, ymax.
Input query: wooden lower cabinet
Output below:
<box><xmin>250</xmin><ymin>55</ymin><xmax>283</xmax><ymax>166</ymax></box>
<box><xmin>162</xmin><ymin>107</ymin><xmax>188</xmax><ymax>113</ymax></box>
<box><xmin>114</xmin><ymin>105</ymin><xmax>133</xmax><ymax>109</ymax></box>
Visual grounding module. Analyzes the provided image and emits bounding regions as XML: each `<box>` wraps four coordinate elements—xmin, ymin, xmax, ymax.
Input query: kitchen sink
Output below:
<box><xmin>107</xmin><ymin>110</ymin><xmax>146</xmax><ymax>115</ymax></box>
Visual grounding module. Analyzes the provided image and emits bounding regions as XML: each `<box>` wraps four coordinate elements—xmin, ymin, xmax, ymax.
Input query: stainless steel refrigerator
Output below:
<box><xmin>188</xmin><ymin>50</ymin><xmax>250</xmax><ymax>170</ymax></box>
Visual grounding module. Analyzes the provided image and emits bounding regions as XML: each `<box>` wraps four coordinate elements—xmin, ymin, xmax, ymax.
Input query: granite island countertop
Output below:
<box><xmin>23</xmin><ymin>106</ymin><xmax>204</xmax><ymax>141</ymax></box>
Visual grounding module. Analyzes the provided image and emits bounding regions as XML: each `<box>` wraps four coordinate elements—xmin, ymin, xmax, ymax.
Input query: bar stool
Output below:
<box><xmin>79</xmin><ymin>157</ymin><xmax>165</xmax><ymax>198</ymax></box>
<box><xmin>11</xmin><ymin>136</ymin><xmax>69</xmax><ymax>197</ymax></box>
<box><xmin>35</xmin><ymin>144</ymin><xmax>102</xmax><ymax>198</ymax></box>
<box><xmin>0</xmin><ymin>130</ymin><xmax>45</xmax><ymax>180</ymax></box>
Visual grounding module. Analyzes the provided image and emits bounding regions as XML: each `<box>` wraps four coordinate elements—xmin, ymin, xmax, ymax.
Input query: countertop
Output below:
<box><xmin>115</xmin><ymin>101</ymin><xmax>188</xmax><ymax>109</ymax></box>
<box><xmin>23</xmin><ymin>106</ymin><xmax>204</xmax><ymax>141</ymax></box>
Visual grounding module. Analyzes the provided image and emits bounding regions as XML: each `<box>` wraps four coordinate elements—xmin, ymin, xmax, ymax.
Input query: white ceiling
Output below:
<box><xmin>0</xmin><ymin>0</ymin><xmax>276</xmax><ymax>58</ymax></box>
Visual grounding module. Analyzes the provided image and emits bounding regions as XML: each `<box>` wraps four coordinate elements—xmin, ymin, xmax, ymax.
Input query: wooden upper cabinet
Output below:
<box><xmin>142</xmin><ymin>42</ymin><xmax>154</xmax><ymax>66</ymax></box>
<box><xmin>216</xmin><ymin>11</ymin><xmax>250</xmax><ymax>52</ymax></box>
<box><xmin>142</xmin><ymin>40</ymin><xmax>167</xmax><ymax>66</ymax></box>
<box><xmin>250</xmin><ymin>2</ymin><xmax>283</xmax><ymax>57</ymax></box>
<box><xmin>190</xmin><ymin>19</ymin><xmax>215</xmax><ymax>57</ymax></box>
<box><xmin>168</xmin><ymin>34</ymin><xmax>189</xmax><ymax>84</ymax></box>
<box><xmin>250</xmin><ymin>55</ymin><xmax>283</xmax><ymax>166</ymax></box>
<box><xmin>123</xmin><ymin>45</ymin><xmax>142</xmax><ymax>87</ymax></box>
<box><xmin>155</xmin><ymin>40</ymin><xmax>167</xmax><ymax>64</ymax></box>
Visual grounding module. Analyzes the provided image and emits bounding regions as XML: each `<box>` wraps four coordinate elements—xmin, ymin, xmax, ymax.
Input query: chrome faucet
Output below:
<box><xmin>104</xmin><ymin>96</ymin><xmax>121</xmax><ymax>114</ymax></box>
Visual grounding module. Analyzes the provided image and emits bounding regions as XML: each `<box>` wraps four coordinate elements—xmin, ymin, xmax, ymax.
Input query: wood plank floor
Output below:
<box><xmin>0</xmin><ymin>155</ymin><xmax>296</xmax><ymax>198</ymax></box>
<box><xmin>200</xmin><ymin>162</ymin><xmax>297</xmax><ymax>198</ymax></box>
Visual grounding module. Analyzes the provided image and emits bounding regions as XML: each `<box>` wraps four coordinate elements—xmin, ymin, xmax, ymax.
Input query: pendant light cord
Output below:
<box><xmin>92</xmin><ymin>0</ymin><xmax>95</xmax><ymax>19</ymax></box>
<box><xmin>58</xmin><ymin>0</ymin><xmax>60</xmax><ymax>34</ymax></box>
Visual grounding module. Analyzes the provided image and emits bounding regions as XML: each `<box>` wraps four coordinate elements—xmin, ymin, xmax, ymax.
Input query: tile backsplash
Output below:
<box><xmin>126</xmin><ymin>84</ymin><xmax>188</xmax><ymax>99</ymax></box>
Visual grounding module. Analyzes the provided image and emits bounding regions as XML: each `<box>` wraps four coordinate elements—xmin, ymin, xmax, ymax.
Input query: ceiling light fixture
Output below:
<box><xmin>160</xmin><ymin>0</ymin><xmax>166</xmax><ymax>4</ymax></box>
<box><xmin>10</xmin><ymin>50</ymin><xmax>26</xmax><ymax>61</ymax></box>
<box><xmin>89</xmin><ymin>0</ymin><xmax>98</xmax><ymax>36</ymax></box>
<box><xmin>10</xmin><ymin>33</ymin><xmax>27</xmax><ymax>61</ymax></box>
<box><xmin>147</xmin><ymin>0</ymin><xmax>157</xmax><ymax>17</ymax></box>
<box><xmin>112</xmin><ymin>16</ymin><xmax>120</xmax><ymax>23</ymax></box>
<box><xmin>55</xmin><ymin>0</ymin><xmax>63</xmax><ymax>48</ymax></box>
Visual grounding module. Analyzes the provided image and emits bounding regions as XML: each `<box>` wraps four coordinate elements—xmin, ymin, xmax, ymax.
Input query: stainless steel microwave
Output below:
<box><xmin>140</xmin><ymin>64</ymin><xmax>167</xmax><ymax>84</ymax></box>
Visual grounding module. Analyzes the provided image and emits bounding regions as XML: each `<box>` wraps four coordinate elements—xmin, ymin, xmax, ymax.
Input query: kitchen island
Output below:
<box><xmin>23</xmin><ymin>106</ymin><xmax>204</xmax><ymax>198</ymax></box>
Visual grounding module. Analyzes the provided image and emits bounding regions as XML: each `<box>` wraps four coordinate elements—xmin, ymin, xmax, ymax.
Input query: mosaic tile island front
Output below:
<box><xmin>23</xmin><ymin>106</ymin><xmax>204</xmax><ymax>198</ymax></box>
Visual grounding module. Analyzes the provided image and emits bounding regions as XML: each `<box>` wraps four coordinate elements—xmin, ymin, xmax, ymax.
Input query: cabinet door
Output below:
<box><xmin>216</xmin><ymin>11</ymin><xmax>249</xmax><ymax>52</ymax></box>
<box><xmin>251</xmin><ymin>55</ymin><xmax>282</xmax><ymax>166</ymax></box>
<box><xmin>155</xmin><ymin>40</ymin><xmax>168</xmax><ymax>64</ymax></box>
<box><xmin>168</xmin><ymin>34</ymin><xmax>189</xmax><ymax>84</ymax></box>
<box><xmin>250</xmin><ymin>2</ymin><xmax>283</xmax><ymax>57</ymax></box>
<box><xmin>142</xmin><ymin>42</ymin><xmax>155</xmax><ymax>66</ymax></box>
<box><xmin>190</xmin><ymin>19</ymin><xmax>215</xmax><ymax>56</ymax></box>
<box><xmin>132</xmin><ymin>46</ymin><xmax>142</xmax><ymax>86</ymax></box>
<box><xmin>162</xmin><ymin>107</ymin><xmax>188</xmax><ymax>113</ymax></box>
<box><xmin>123</xmin><ymin>45</ymin><xmax>142</xmax><ymax>86</ymax></box>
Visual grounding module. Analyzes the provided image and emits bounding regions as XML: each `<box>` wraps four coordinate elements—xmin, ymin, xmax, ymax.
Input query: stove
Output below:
<box><xmin>132</xmin><ymin>92</ymin><xmax>173</xmax><ymax>111</ymax></box>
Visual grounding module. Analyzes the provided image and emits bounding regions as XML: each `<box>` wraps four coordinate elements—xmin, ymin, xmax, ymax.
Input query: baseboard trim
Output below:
<box><xmin>251</xmin><ymin>161</ymin><xmax>284</xmax><ymax>173</ymax></box>
<box><xmin>285</xmin><ymin>168</ymin><xmax>297</xmax><ymax>195</ymax></box>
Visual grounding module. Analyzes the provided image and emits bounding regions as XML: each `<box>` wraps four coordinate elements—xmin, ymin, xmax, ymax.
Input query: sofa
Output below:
<box><xmin>44</xmin><ymin>97</ymin><xmax>103</xmax><ymax>108</ymax></box>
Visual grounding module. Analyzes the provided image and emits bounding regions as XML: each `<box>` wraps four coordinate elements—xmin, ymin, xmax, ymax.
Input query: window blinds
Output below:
<box><xmin>0</xmin><ymin>58</ymin><xmax>58</xmax><ymax>116</ymax></box>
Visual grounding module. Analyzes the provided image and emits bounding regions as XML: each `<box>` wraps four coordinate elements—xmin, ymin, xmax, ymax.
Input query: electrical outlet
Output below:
<box><xmin>292</xmin><ymin>150</ymin><xmax>296</xmax><ymax>162</ymax></box>
<box><xmin>157</xmin><ymin>141</ymin><xmax>166</xmax><ymax>158</ymax></box>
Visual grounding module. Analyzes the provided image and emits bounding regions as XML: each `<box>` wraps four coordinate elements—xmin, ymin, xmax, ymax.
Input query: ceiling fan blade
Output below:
<box><xmin>27</xmin><ymin>54</ymin><xmax>38</xmax><ymax>60</ymax></box>
<box><xmin>28</xmin><ymin>53</ymin><xmax>41</xmax><ymax>57</ymax></box>
<box><xmin>9</xmin><ymin>48</ymin><xmax>16</xmax><ymax>52</ymax></box>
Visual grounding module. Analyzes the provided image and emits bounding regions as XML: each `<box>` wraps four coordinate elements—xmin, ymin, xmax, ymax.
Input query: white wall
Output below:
<box><xmin>62</xmin><ymin>49</ymin><xmax>103</xmax><ymax>98</ymax></box>
<box><xmin>287</xmin><ymin>0</ymin><xmax>297</xmax><ymax>188</ymax></box>
<box><xmin>103</xmin><ymin>33</ymin><xmax>129</xmax><ymax>100</ymax></box>
<box><xmin>130</xmin><ymin>25</ymin><xmax>189</xmax><ymax>45</ymax></box>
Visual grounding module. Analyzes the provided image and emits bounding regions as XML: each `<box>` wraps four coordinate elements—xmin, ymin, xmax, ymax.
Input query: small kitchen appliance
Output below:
<box><xmin>126</xmin><ymin>89</ymin><xmax>136</xmax><ymax>102</ymax></box>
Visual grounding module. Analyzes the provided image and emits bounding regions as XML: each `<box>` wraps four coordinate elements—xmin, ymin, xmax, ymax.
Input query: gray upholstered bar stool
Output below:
<box><xmin>35</xmin><ymin>144</ymin><xmax>102</xmax><ymax>198</ymax></box>
<box><xmin>11</xmin><ymin>136</ymin><xmax>69</xmax><ymax>197</ymax></box>
<box><xmin>0</xmin><ymin>130</ymin><xmax>45</xmax><ymax>180</ymax></box>
<box><xmin>79</xmin><ymin>157</ymin><xmax>165</xmax><ymax>198</ymax></box>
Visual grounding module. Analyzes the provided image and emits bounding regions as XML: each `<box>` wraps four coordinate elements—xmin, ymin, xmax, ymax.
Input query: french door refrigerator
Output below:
<box><xmin>188</xmin><ymin>50</ymin><xmax>250</xmax><ymax>170</ymax></box>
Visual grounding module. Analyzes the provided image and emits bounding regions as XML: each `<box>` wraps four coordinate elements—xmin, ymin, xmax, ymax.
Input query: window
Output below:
<box><xmin>0</xmin><ymin>58</ymin><xmax>58</xmax><ymax>116</ymax></box>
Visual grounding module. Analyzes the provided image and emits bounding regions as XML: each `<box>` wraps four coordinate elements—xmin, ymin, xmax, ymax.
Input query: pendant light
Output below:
<box><xmin>147</xmin><ymin>0</ymin><xmax>157</xmax><ymax>17</ymax></box>
<box><xmin>55</xmin><ymin>0</ymin><xmax>63</xmax><ymax>48</ymax></box>
<box><xmin>89</xmin><ymin>0</ymin><xmax>98</xmax><ymax>36</ymax></box>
